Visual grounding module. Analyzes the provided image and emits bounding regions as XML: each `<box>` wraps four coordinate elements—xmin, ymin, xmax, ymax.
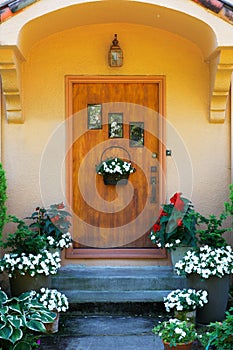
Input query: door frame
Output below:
<box><xmin>65</xmin><ymin>75</ymin><xmax>167</xmax><ymax>259</ymax></box>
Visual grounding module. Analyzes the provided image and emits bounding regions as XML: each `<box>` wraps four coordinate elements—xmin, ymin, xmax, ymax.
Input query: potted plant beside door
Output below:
<box><xmin>152</xmin><ymin>318</ymin><xmax>198</xmax><ymax>349</ymax></box>
<box><xmin>163</xmin><ymin>288</ymin><xmax>208</xmax><ymax>325</ymax></box>
<box><xmin>0</xmin><ymin>215</ymin><xmax>61</xmax><ymax>296</ymax></box>
<box><xmin>150</xmin><ymin>192</ymin><xmax>198</xmax><ymax>265</ymax></box>
<box><xmin>175</xmin><ymin>212</ymin><xmax>233</xmax><ymax>324</ymax></box>
<box><xmin>36</xmin><ymin>287</ymin><xmax>69</xmax><ymax>333</ymax></box>
<box><xmin>26</xmin><ymin>202</ymin><xmax>72</xmax><ymax>252</ymax></box>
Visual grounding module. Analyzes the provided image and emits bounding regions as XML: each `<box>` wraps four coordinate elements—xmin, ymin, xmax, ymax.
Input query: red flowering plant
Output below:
<box><xmin>150</xmin><ymin>193</ymin><xmax>198</xmax><ymax>250</ymax></box>
<box><xmin>26</xmin><ymin>203</ymin><xmax>72</xmax><ymax>251</ymax></box>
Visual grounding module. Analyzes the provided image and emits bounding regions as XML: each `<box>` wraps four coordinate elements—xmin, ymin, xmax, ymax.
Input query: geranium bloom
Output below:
<box><xmin>170</xmin><ymin>192</ymin><xmax>185</xmax><ymax>211</ymax></box>
<box><xmin>177</xmin><ymin>219</ymin><xmax>183</xmax><ymax>227</ymax></box>
<box><xmin>153</xmin><ymin>223</ymin><xmax>161</xmax><ymax>232</ymax></box>
<box><xmin>150</xmin><ymin>193</ymin><xmax>197</xmax><ymax>250</ymax></box>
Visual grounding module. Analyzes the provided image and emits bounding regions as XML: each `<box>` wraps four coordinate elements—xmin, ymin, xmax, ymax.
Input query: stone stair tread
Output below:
<box><xmin>60</xmin><ymin>290</ymin><xmax>173</xmax><ymax>303</ymax></box>
<box><xmin>55</xmin><ymin>266</ymin><xmax>176</xmax><ymax>278</ymax></box>
<box><xmin>51</xmin><ymin>265</ymin><xmax>187</xmax><ymax>303</ymax></box>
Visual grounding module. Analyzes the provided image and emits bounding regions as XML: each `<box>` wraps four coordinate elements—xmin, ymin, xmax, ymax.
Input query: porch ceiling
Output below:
<box><xmin>0</xmin><ymin>1</ymin><xmax>220</xmax><ymax>58</ymax></box>
<box><xmin>0</xmin><ymin>0</ymin><xmax>233</xmax><ymax>123</ymax></box>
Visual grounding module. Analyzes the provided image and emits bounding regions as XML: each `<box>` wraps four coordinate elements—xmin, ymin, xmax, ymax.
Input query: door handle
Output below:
<box><xmin>150</xmin><ymin>176</ymin><xmax>156</xmax><ymax>203</ymax></box>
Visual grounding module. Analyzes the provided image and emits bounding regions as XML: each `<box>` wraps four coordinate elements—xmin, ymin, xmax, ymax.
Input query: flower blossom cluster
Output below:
<box><xmin>101</xmin><ymin>159</ymin><xmax>134</xmax><ymax>174</ymax></box>
<box><xmin>96</xmin><ymin>157</ymin><xmax>135</xmax><ymax>175</ymax></box>
<box><xmin>175</xmin><ymin>245</ymin><xmax>233</xmax><ymax>279</ymax></box>
<box><xmin>154</xmin><ymin>239</ymin><xmax>181</xmax><ymax>249</ymax></box>
<box><xmin>37</xmin><ymin>288</ymin><xmax>69</xmax><ymax>313</ymax></box>
<box><xmin>164</xmin><ymin>288</ymin><xmax>208</xmax><ymax>312</ymax></box>
<box><xmin>0</xmin><ymin>250</ymin><xmax>61</xmax><ymax>277</ymax></box>
<box><xmin>47</xmin><ymin>231</ymin><xmax>72</xmax><ymax>249</ymax></box>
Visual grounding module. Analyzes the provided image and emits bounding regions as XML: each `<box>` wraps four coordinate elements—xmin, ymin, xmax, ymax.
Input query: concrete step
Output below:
<box><xmin>51</xmin><ymin>266</ymin><xmax>188</xmax><ymax>303</ymax></box>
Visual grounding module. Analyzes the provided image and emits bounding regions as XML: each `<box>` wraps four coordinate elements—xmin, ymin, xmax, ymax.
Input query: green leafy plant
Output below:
<box><xmin>0</xmin><ymin>163</ymin><xmax>7</xmax><ymax>240</ymax></box>
<box><xmin>195</xmin><ymin>212</ymin><xmax>230</xmax><ymax>248</ymax></box>
<box><xmin>150</xmin><ymin>192</ymin><xmax>197</xmax><ymax>250</ymax></box>
<box><xmin>225</xmin><ymin>183</ymin><xmax>233</xmax><ymax>216</ymax></box>
<box><xmin>152</xmin><ymin>318</ymin><xmax>197</xmax><ymax>347</ymax></box>
<box><xmin>0</xmin><ymin>289</ymin><xmax>56</xmax><ymax>350</ymax></box>
<box><xmin>1</xmin><ymin>216</ymin><xmax>47</xmax><ymax>255</ymax></box>
<box><xmin>206</xmin><ymin>307</ymin><xmax>233</xmax><ymax>349</ymax></box>
<box><xmin>26</xmin><ymin>203</ymin><xmax>72</xmax><ymax>250</ymax></box>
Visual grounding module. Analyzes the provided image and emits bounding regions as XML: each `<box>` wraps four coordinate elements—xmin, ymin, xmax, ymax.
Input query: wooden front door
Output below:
<box><xmin>66</xmin><ymin>76</ymin><xmax>166</xmax><ymax>259</ymax></box>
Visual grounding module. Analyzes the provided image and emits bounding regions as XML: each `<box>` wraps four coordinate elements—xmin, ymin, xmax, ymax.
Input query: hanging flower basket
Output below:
<box><xmin>103</xmin><ymin>173</ymin><xmax>129</xmax><ymax>185</ymax></box>
<box><xmin>96</xmin><ymin>146</ymin><xmax>135</xmax><ymax>186</ymax></box>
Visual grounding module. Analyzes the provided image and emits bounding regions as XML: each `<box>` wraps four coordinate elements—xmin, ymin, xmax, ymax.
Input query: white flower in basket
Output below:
<box><xmin>96</xmin><ymin>157</ymin><xmax>135</xmax><ymax>176</ymax></box>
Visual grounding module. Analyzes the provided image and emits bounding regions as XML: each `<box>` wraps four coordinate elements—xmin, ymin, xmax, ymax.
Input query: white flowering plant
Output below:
<box><xmin>96</xmin><ymin>157</ymin><xmax>136</xmax><ymax>178</ymax></box>
<box><xmin>164</xmin><ymin>288</ymin><xmax>208</xmax><ymax>312</ymax></box>
<box><xmin>175</xmin><ymin>245</ymin><xmax>233</xmax><ymax>279</ymax></box>
<box><xmin>37</xmin><ymin>288</ymin><xmax>69</xmax><ymax>313</ymax></box>
<box><xmin>46</xmin><ymin>231</ymin><xmax>72</xmax><ymax>250</ymax></box>
<box><xmin>152</xmin><ymin>318</ymin><xmax>197</xmax><ymax>346</ymax></box>
<box><xmin>0</xmin><ymin>250</ymin><xmax>61</xmax><ymax>278</ymax></box>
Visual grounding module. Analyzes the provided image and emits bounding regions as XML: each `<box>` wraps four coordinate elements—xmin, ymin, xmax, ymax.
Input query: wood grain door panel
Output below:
<box><xmin>65</xmin><ymin>76</ymin><xmax>166</xmax><ymax>259</ymax></box>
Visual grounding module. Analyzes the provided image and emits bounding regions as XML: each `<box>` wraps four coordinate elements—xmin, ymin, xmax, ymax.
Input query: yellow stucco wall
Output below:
<box><xmin>2</xmin><ymin>23</ymin><xmax>231</xmax><ymax>265</ymax></box>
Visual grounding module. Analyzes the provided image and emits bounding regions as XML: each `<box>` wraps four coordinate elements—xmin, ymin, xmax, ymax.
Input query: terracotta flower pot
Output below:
<box><xmin>163</xmin><ymin>341</ymin><xmax>193</xmax><ymax>350</ymax></box>
<box><xmin>45</xmin><ymin>311</ymin><xmax>60</xmax><ymax>333</ymax></box>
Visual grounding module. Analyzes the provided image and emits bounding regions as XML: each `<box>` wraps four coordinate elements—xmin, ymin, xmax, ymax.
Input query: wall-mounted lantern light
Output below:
<box><xmin>108</xmin><ymin>34</ymin><xmax>123</xmax><ymax>67</ymax></box>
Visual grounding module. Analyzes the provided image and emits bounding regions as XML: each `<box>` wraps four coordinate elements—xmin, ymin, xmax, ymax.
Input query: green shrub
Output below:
<box><xmin>0</xmin><ymin>163</ymin><xmax>7</xmax><ymax>240</ymax></box>
<box><xmin>1</xmin><ymin>215</ymin><xmax>47</xmax><ymax>255</ymax></box>
<box><xmin>206</xmin><ymin>307</ymin><xmax>233</xmax><ymax>349</ymax></box>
